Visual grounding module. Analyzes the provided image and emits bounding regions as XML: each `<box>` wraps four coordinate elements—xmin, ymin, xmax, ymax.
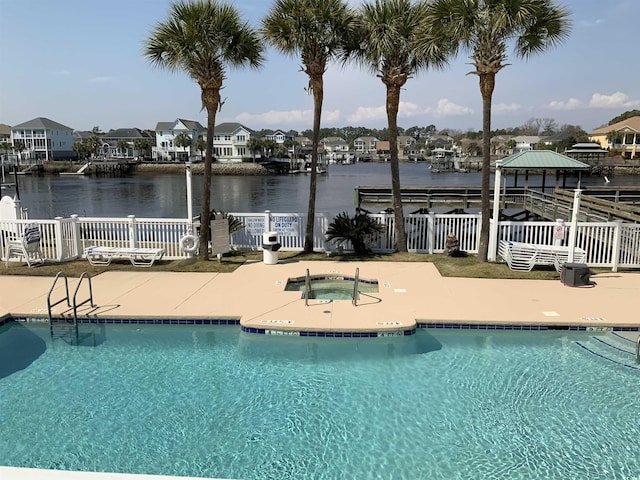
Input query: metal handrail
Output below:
<box><xmin>304</xmin><ymin>268</ymin><xmax>310</xmax><ymax>306</ymax></box>
<box><xmin>636</xmin><ymin>334</ymin><xmax>640</xmax><ymax>364</ymax></box>
<box><xmin>47</xmin><ymin>271</ymin><xmax>71</xmax><ymax>323</ymax></box>
<box><xmin>352</xmin><ymin>267</ymin><xmax>360</xmax><ymax>307</ymax></box>
<box><xmin>73</xmin><ymin>272</ymin><xmax>96</xmax><ymax>315</ymax></box>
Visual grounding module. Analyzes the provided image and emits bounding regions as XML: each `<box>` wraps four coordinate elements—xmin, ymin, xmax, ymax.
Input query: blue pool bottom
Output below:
<box><xmin>0</xmin><ymin>321</ymin><xmax>639</xmax><ymax>479</ymax></box>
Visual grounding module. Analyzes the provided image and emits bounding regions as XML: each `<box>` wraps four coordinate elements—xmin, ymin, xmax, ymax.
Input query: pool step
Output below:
<box><xmin>50</xmin><ymin>316</ymin><xmax>98</xmax><ymax>346</ymax></box>
<box><xmin>574</xmin><ymin>333</ymin><xmax>640</xmax><ymax>371</ymax></box>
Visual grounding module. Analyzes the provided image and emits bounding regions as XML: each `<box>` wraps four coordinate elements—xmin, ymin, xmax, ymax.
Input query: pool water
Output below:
<box><xmin>1</xmin><ymin>322</ymin><xmax>639</xmax><ymax>480</ymax></box>
<box><xmin>285</xmin><ymin>276</ymin><xmax>379</xmax><ymax>300</ymax></box>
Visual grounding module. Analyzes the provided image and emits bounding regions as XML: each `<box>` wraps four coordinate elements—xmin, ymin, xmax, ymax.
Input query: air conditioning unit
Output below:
<box><xmin>561</xmin><ymin>263</ymin><xmax>591</xmax><ymax>287</ymax></box>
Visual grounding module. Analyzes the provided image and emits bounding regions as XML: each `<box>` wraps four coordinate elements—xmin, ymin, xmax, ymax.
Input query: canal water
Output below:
<box><xmin>5</xmin><ymin>162</ymin><xmax>634</xmax><ymax>220</ymax></box>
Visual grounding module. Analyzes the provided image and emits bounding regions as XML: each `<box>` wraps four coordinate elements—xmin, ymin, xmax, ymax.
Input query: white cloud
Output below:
<box><xmin>348</xmin><ymin>105</ymin><xmax>387</xmax><ymax>123</ymax></box>
<box><xmin>427</xmin><ymin>98</ymin><xmax>474</xmax><ymax>116</ymax></box>
<box><xmin>89</xmin><ymin>76</ymin><xmax>113</xmax><ymax>83</ymax></box>
<box><xmin>54</xmin><ymin>69</ymin><xmax>70</xmax><ymax>76</ymax></box>
<box><xmin>588</xmin><ymin>92</ymin><xmax>640</xmax><ymax>109</ymax></box>
<box><xmin>578</xmin><ymin>18</ymin><xmax>605</xmax><ymax>28</ymax></box>
<box><xmin>348</xmin><ymin>98</ymin><xmax>473</xmax><ymax>123</ymax></box>
<box><xmin>235</xmin><ymin>109</ymin><xmax>341</xmax><ymax>127</ymax></box>
<box><xmin>548</xmin><ymin>98</ymin><xmax>583</xmax><ymax>110</ymax></box>
<box><xmin>493</xmin><ymin>103</ymin><xmax>521</xmax><ymax>113</ymax></box>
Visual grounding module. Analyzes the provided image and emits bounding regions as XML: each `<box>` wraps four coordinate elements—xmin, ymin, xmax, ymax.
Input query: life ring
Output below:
<box><xmin>180</xmin><ymin>234</ymin><xmax>199</xmax><ymax>254</ymax></box>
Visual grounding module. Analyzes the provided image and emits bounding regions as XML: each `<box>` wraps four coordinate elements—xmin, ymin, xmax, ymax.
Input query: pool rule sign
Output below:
<box><xmin>272</xmin><ymin>216</ymin><xmax>299</xmax><ymax>236</ymax></box>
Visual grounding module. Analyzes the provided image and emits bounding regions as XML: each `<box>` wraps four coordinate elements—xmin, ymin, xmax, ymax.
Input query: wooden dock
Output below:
<box><xmin>355</xmin><ymin>185</ymin><xmax>640</xmax><ymax>222</ymax></box>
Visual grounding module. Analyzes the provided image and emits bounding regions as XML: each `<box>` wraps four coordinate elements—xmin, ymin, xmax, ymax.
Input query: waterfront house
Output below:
<box><xmin>101</xmin><ymin>128</ymin><xmax>154</xmax><ymax>159</ymax></box>
<box><xmin>511</xmin><ymin>135</ymin><xmax>542</xmax><ymax>153</ymax></box>
<box><xmin>10</xmin><ymin>117</ymin><xmax>75</xmax><ymax>161</ymax></box>
<box><xmin>265</xmin><ymin>129</ymin><xmax>296</xmax><ymax>144</ymax></box>
<box><xmin>0</xmin><ymin>124</ymin><xmax>10</xmax><ymax>144</ymax></box>
<box><xmin>428</xmin><ymin>134</ymin><xmax>454</xmax><ymax>150</ymax></box>
<box><xmin>212</xmin><ymin>123</ymin><xmax>254</xmax><ymax>162</ymax></box>
<box><xmin>321</xmin><ymin>137</ymin><xmax>350</xmax><ymax>162</ymax></box>
<box><xmin>589</xmin><ymin>116</ymin><xmax>640</xmax><ymax>159</ymax></box>
<box><xmin>353</xmin><ymin>136</ymin><xmax>379</xmax><ymax>159</ymax></box>
<box><xmin>490</xmin><ymin>135</ymin><xmax>513</xmax><ymax>156</ymax></box>
<box><xmin>153</xmin><ymin>118</ymin><xmax>206</xmax><ymax>162</ymax></box>
<box><xmin>294</xmin><ymin>136</ymin><xmax>313</xmax><ymax>158</ymax></box>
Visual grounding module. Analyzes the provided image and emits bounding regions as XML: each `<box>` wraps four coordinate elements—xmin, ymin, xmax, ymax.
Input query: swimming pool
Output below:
<box><xmin>1</xmin><ymin>322</ymin><xmax>639</xmax><ymax>479</ymax></box>
<box><xmin>285</xmin><ymin>274</ymin><xmax>379</xmax><ymax>300</ymax></box>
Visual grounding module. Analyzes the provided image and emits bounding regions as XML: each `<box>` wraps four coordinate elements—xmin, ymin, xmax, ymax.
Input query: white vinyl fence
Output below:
<box><xmin>1</xmin><ymin>212</ymin><xmax>639</xmax><ymax>271</ymax></box>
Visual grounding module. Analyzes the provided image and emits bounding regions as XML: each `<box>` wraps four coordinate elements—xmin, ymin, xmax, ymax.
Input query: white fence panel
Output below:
<box><xmin>79</xmin><ymin>217</ymin><xmax>192</xmax><ymax>259</ymax></box>
<box><xmin>2</xmin><ymin>212</ymin><xmax>639</xmax><ymax>269</ymax></box>
<box><xmin>576</xmin><ymin>223</ymin><xmax>616</xmax><ymax>267</ymax></box>
<box><xmin>619</xmin><ymin>224</ymin><xmax>640</xmax><ymax>268</ymax></box>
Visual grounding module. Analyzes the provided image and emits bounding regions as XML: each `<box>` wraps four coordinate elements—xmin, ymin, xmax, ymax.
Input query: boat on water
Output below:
<box><xmin>430</xmin><ymin>148</ymin><xmax>468</xmax><ymax>173</ymax></box>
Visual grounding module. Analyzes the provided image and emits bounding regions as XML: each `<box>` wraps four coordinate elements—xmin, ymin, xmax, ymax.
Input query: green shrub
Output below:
<box><xmin>325</xmin><ymin>211</ymin><xmax>385</xmax><ymax>255</ymax></box>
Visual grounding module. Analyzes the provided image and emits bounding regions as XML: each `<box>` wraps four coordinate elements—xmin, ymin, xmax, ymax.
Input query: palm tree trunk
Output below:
<box><xmin>478</xmin><ymin>72</ymin><xmax>495</xmax><ymax>262</ymax></box>
<box><xmin>199</xmin><ymin>86</ymin><xmax>221</xmax><ymax>260</ymax></box>
<box><xmin>304</xmin><ymin>74</ymin><xmax>324</xmax><ymax>253</ymax></box>
<box><xmin>387</xmin><ymin>84</ymin><xmax>407</xmax><ymax>252</ymax></box>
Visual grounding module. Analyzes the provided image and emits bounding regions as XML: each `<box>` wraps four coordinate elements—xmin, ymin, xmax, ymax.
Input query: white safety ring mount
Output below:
<box><xmin>180</xmin><ymin>234</ymin><xmax>199</xmax><ymax>254</ymax></box>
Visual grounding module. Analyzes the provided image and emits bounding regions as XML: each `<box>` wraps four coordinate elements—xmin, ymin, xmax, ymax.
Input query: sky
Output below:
<box><xmin>0</xmin><ymin>0</ymin><xmax>638</xmax><ymax>135</ymax></box>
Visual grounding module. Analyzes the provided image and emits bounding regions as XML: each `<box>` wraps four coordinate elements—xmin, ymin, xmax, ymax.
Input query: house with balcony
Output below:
<box><xmin>10</xmin><ymin>117</ymin><xmax>75</xmax><ymax>161</ymax></box>
<box><xmin>294</xmin><ymin>136</ymin><xmax>313</xmax><ymax>158</ymax></box>
<box><xmin>589</xmin><ymin>116</ymin><xmax>640</xmax><ymax>159</ymax></box>
<box><xmin>153</xmin><ymin>118</ymin><xmax>206</xmax><ymax>162</ymax></box>
<box><xmin>265</xmin><ymin>129</ymin><xmax>296</xmax><ymax>144</ymax></box>
<box><xmin>353</xmin><ymin>136</ymin><xmax>379</xmax><ymax>160</ymax></box>
<box><xmin>212</xmin><ymin>123</ymin><xmax>254</xmax><ymax>162</ymax></box>
<box><xmin>321</xmin><ymin>137</ymin><xmax>351</xmax><ymax>162</ymax></box>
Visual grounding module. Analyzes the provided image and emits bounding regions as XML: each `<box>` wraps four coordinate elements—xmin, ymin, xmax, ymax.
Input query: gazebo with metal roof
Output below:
<box><xmin>492</xmin><ymin>150</ymin><xmax>591</xmax><ymax>189</ymax></box>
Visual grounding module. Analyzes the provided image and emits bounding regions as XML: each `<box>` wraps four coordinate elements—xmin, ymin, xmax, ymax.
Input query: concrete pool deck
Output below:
<box><xmin>1</xmin><ymin>260</ymin><xmax>638</xmax><ymax>331</ymax></box>
<box><xmin>1</xmin><ymin>260</ymin><xmax>638</xmax><ymax>480</ymax></box>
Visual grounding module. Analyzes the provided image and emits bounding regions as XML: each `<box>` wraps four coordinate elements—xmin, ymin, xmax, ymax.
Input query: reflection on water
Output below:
<box><xmin>10</xmin><ymin>162</ymin><xmax>635</xmax><ymax>219</ymax></box>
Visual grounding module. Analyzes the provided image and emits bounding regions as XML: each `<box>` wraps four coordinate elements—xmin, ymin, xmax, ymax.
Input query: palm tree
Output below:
<box><xmin>426</xmin><ymin>0</ymin><xmax>571</xmax><ymax>261</ymax></box>
<box><xmin>133</xmin><ymin>138</ymin><xmax>152</xmax><ymax>159</ymax></box>
<box><xmin>174</xmin><ymin>132</ymin><xmax>192</xmax><ymax>161</ymax></box>
<box><xmin>246</xmin><ymin>137</ymin><xmax>263</xmax><ymax>162</ymax></box>
<box><xmin>116</xmin><ymin>140</ymin><xmax>130</xmax><ymax>157</ymax></box>
<box><xmin>145</xmin><ymin>0</ymin><xmax>263</xmax><ymax>259</ymax></box>
<box><xmin>12</xmin><ymin>140</ymin><xmax>25</xmax><ymax>162</ymax></box>
<box><xmin>86</xmin><ymin>135</ymin><xmax>102</xmax><ymax>158</ymax></box>
<box><xmin>262</xmin><ymin>0</ymin><xmax>357</xmax><ymax>253</ymax></box>
<box><xmin>345</xmin><ymin>0</ymin><xmax>451</xmax><ymax>252</ymax></box>
<box><xmin>72</xmin><ymin>141</ymin><xmax>88</xmax><ymax>161</ymax></box>
<box><xmin>195</xmin><ymin>136</ymin><xmax>206</xmax><ymax>160</ymax></box>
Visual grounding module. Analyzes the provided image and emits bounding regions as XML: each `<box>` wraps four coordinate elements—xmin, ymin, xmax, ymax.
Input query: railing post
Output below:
<box><xmin>128</xmin><ymin>215</ymin><xmax>138</xmax><ymax>248</ymax></box>
<box><xmin>610</xmin><ymin>220</ymin><xmax>622</xmax><ymax>272</ymax></box>
<box><xmin>71</xmin><ymin>214</ymin><xmax>82</xmax><ymax>259</ymax></box>
<box><xmin>488</xmin><ymin>161</ymin><xmax>502</xmax><ymax>262</ymax></box>
<box><xmin>54</xmin><ymin>217</ymin><xmax>64</xmax><ymax>261</ymax></box>
<box><xmin>427</xmin><ymin>212</ymin><xmax>435</xmax><ymax>254</ymax></box>
<box><xmin>567</xmin><ymin>189</ymin><xmax>581</xmax><ymax>263</ymax></box>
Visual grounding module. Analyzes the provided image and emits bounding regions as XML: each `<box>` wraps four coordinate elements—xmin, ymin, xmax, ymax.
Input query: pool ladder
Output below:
<box><xmin>352</xmin><ymin>268</ymin><xmax>360</xmax><ymax>306</ymax></box>
<box><xmin>636</xmin><ymin>334</ymin><xmax>640</xmax><ymax>364</ymax></box>
<box><xmin>303</xmin><ymin>268</ymin><xmax>361</xmax><ymax>307</ymax></box>
<box><xmin>47</xmin><ymin>272</ymin><xmax>96</xmax><ymax>345</ymax></box>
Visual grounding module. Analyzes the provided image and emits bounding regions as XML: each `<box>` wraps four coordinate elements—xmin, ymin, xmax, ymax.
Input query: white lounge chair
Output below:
<box><xmin>498</xmin><ymin>240</ymin><xmax>587</xmax><ymax>272</ymax></box>
<box><xmin>4</xmin><ymin>223</ymin><xmax>44</xmax><ymax>268</ymax></box>
<box><xmin>85</xmin><ymin>246</ymin><xmax>165</xmax><ymax>267</ymax></box>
